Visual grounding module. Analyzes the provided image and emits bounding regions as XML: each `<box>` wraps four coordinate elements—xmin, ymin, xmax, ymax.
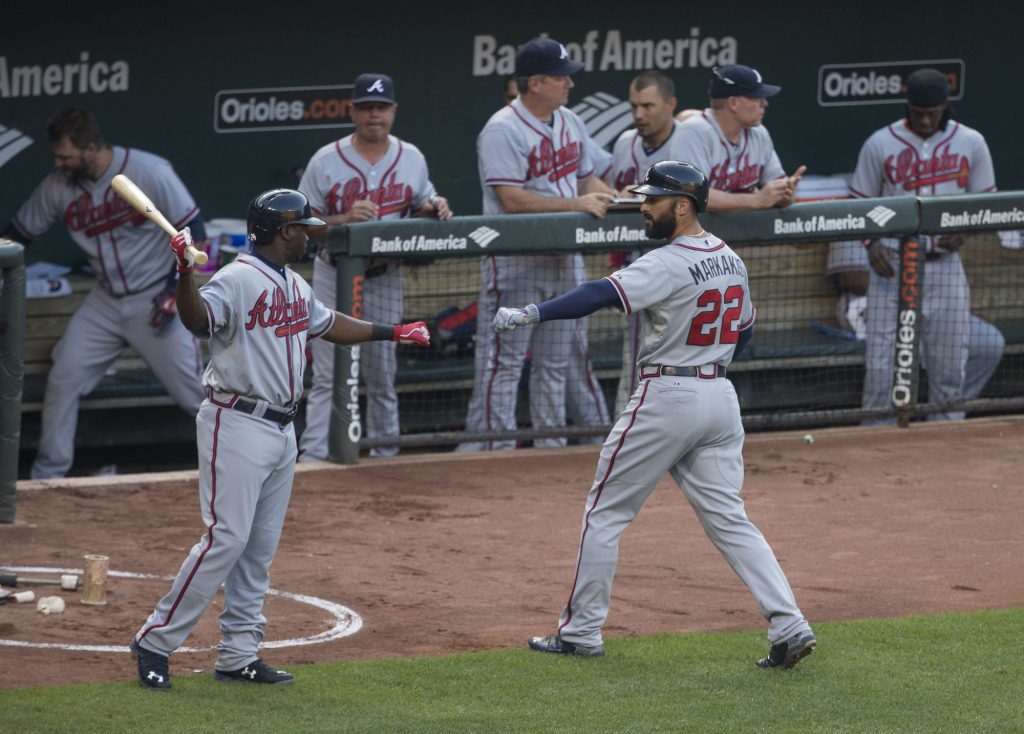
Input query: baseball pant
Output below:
<box><xmin>862</xmin><ymin>252</ymin><xmax>970</xmax><ymax>422</ymax></box>
<box><xmin>135</xmin><ymin>403</ymin><xmax>296</xmax><ymax>671</ymax></box>
<box><xmin>458</xmin><ymin>254</ymin><xmax>576</xmax><ymax>451</ymax></box>
<box><xmin>555</xmin><ymin>374</ymin><xmax>810</xmax><ymax>648</ymax></box>
<box><xmin>300</xmin><ymin>257</ymin><xmax>402</xmax><ymax>461</ymax></box>
<box><xmin>30</xmin><ymin>284</ymin><xmax>203</xmax><ymax>479</ymax></box>
<box><xmin>565</xmin><ymin>254</ymin><xmax>609</xmax><ymax>443</ymax></box>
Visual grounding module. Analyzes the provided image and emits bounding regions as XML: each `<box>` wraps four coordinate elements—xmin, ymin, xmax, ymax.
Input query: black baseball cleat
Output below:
<box><xmin>130</xmin><ymin>638</ymin><xmax>171</xmax><ymax>690</ymax></box>
<box><xmin>214</xmin><ymin>658</ymin><xmax>295</xmax><ymax>685</ymax></box>
<box><xmin>528</xmin><ymin>633</ymin><xmax>604</xmax><ymax>657</ymax></box>
<box><xmin>756</xmin><ymin>631</ymin><xmax>817</xmax><ymax>670</ymax></box>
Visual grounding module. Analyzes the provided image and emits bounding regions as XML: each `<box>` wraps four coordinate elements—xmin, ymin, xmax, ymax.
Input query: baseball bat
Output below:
<box><xmin>111</xmin><ymin>173</ymin><xmax>209</xmax><ymax>265</ymax></box>
<box><xmin>0</xmin><ymin>573</ymin><xmax>80</xmax><ymax>590</ymax></box>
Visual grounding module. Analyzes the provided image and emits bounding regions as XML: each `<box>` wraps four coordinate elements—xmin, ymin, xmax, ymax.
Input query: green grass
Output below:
<box><xmin>3</xmin><ymin>609</ymin><xmax>1024</xmax><ymax>733</ymax></box>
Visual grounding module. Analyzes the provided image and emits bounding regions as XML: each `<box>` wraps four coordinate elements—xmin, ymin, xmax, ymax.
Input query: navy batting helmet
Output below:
<box><xmin>630</xmin><ymin>161</ymin><xmax>710</xmax><ymax>213</ymax></box>
<box><xmin>247</xmin><ymin>189</ymin><xmax>325</xmax><ymax>245</ymax></box>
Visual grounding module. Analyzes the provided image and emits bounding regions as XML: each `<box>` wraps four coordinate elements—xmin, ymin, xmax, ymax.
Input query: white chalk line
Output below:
<box><xmin>0</xmin><ymin>565</ymin><xmax>363</xmax><ymax>653</ymax></box>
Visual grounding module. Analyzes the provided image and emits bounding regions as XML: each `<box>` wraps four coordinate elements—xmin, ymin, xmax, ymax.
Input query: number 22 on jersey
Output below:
<box><xmin>687</xmin><ymin>285</ymin><xmax>745</xmax><ymax>345</ymax></box>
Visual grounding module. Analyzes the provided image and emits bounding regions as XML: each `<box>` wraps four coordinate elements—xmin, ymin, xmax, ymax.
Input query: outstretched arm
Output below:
<box><xmin>494</xmin><ymin>279</ymin><xmax>620</xmax><ymax>332</ymax></box>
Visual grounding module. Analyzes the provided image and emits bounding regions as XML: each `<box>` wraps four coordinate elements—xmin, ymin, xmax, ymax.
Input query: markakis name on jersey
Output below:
<box><xmin>473</xmin><ymin>29</ymin><xmax>737</xmax><ymax>76</ymax></box>
<box><xmin>576</xmin><ymin>225</ymin><xmax>649</xmax><ymax>245</ymax></box>
<box><xmin>370</xmin><ymin>234</ymin><xmax>469</xmax><ymax>253</ymax></box>
<box><xmin>1</xmin><ymin>52</ymin><xmax>128</xmax><ymax>98</ymax></box>
<box><xmin>939</xmin><ymin>207</ymin><xmax>1024</xmax><ymax>228</ymax></box>
<box><xmin>773</xmin><ymin>214</ymin><xmax>867</xmax><ymax>235</ymax></box>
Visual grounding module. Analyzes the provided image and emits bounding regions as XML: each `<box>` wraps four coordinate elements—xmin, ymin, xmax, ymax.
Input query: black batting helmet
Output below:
<box><xmin>247</xmin><ymin>189</ymin><xmax>325</xmax><ymax>245</ymax></box>
<box><xmin>630</xmin><ymin>161</ymin><xmax>710</xmax><ymax>213</ymax></box>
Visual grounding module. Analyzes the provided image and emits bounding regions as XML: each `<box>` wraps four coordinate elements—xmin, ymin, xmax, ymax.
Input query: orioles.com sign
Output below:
<box><xmin>214</xmin><ymin>85</ymin><xmax>355</xmax><ymax>133</ymax></box>
<box><xmin>817</xmin><ymin>59</ymin><xmax>964</xmax><ymax>107</ymax></box>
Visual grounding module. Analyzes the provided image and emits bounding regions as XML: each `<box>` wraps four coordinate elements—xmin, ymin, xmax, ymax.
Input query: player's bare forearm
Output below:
<box><xmin>323</xmin><ymin>312</ymin><xmax>378</xmax><ymax>344</ymax></box>
<box><xmin>174</xmin><ymin>273</ymin><xmax>209</xmax><ymax>334</ymax></box>
<box><xmin>323</xmin><ymin>314</ymin><xmax>430</xmax><ymax>347</ymax></box>
<box><xmin>705</xmin><ymin>189</ymin><xmax>765</xmax><ymax>213</ymax></box>
<box><xmin>494</xmin><ymin>186</ymin><xmax>575</xmax><ymax>213</ymax></box>
<box><xmin>580</xmin><ymin>175</ymin><xmax>615</xmax><ymax>196</ymax></box>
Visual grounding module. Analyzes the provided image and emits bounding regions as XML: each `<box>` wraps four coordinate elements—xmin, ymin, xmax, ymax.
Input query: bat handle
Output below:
<box><xmin>188</xmin><ymin>245</ymin><xmax>210</xmax><ymax>266</ymax></box>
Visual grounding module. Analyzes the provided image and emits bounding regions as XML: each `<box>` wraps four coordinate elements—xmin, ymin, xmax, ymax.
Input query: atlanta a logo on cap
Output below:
<box><xmin>368</xmin><ymin>78</ymin><xmax>385</xmax><ymax>93</ymax></box>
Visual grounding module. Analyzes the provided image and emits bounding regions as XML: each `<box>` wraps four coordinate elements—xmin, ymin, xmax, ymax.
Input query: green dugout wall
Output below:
<box><xmin>2</xmin><ymin>0</ymin><xmax>1022</xmax><ymax>265</ymax></box>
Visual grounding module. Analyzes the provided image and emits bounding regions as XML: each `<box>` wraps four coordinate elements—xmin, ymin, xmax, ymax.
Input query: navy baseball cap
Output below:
<box><xmin>905</xmin><ymin>68</ymin><xmax>950</xmax><ymax>107</ymax></box>
<box><xmin>352</xmin><ymin>73</ymin><xmax>396</xmax><ymax>104</ymax></box>
<box><xmin>515</xmin><ymin>37</ymin><xmax>584</xmax><ymax>77</ymax></box>
<box><xmin>708</xmin><ymin>65</ymin><xmax>781</xmax><ymax>99</ymax></box>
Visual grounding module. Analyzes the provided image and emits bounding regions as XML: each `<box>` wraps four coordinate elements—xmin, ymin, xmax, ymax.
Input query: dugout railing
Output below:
<box><xmin>0</xmin><ymin>240</ymin><xmax>26</xmax><ymax>522</ymax></box>
<box><xmin>324</xmin><ymin>193</ymin><xmax>1024</xmax><ymax>462</ymax></box>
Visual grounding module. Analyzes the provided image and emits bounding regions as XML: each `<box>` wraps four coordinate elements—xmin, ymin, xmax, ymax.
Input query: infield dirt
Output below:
<box><xmin>3</xmin><ymin>416</ymin><xmax>1022</xmax><ymax>688</ymax></box>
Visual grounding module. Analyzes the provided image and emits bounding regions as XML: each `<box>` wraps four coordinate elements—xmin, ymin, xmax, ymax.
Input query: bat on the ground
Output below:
<box><xmin>111</xmin><ymin>173</ymin><xmax>208</xmax><ymax>265</ymax></box>
<box><xmin>0</xmin><ymin>573</ymin><xmax>79</xmax><ymax>590</ymax></box>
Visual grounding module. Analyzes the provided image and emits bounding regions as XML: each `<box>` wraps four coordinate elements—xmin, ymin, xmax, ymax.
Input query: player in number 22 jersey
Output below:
<box><xmin>494</xmin><ymin>160</ymin><xmax>816</xmax><ymax>670</ymax></box>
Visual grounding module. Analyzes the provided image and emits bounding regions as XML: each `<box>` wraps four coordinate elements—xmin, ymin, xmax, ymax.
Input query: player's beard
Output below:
<box><xmin>643</xmin><ymin>208</ymin><xmax>676</xmax><ymax>240</ymax></box>
<box><xmin>61</xmin><ymin>159</ymin><xmax>90</xmax><ymax>187</ymax></box>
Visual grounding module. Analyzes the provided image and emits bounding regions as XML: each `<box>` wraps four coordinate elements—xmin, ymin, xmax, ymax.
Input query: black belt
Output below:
<box><xmin>105</xmin><ymin>274</ymin><xmax>168</xmax><ymax>299</ymax></box>
<box><xmin>639</xmin><ymin>364</ymin><xmax>727</xmax><ymax>380</ymax></box>
<box><xmin>231</xmin><ymin>397</ymin><xmax>298</xmax><ymax>427</ymax></box>
<box><xmin>925</xmin><ymin>251</ymin><xmax>947</xmax><ymax>261</ymax></box>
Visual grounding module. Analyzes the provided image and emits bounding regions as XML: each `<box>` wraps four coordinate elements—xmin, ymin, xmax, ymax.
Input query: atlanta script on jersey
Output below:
<box><xmin>12</xmin><ymin>146</ymin><xmax>197</xmax><ymax>295</ymax></box>
<box><xmin>674</xmin><ymin>111</ymin><xmax>785</xmax><ymax>192</ymax></box>
<box><xmin>199</xmin><ymin>253</ymin><xmax>335</xmax><ymax>407</ymax></box>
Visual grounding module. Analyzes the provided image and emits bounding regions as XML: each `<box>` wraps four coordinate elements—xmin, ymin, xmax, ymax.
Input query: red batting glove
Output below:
<box><xmin>169</xmin><ymin>227</ymin><xmax>196</xmax><ymax>273</ymax></box>
<box><xmin>393</xmin><ymin>321</ymin><xmax>430</xmax><ymax>347</ymax></box>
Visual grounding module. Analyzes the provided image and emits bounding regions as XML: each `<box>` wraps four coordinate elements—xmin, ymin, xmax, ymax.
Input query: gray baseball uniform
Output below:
<box><xmin>605</xmin><ymin>120</ymin><xmax>693</xmax><ymax>414</ymax></box>
<box><xmin>554</xmin><ymin>232</ymin><xmax>811</xmax><ymax>649</ymax></box>
<box><xmin>675</xmin><ymin>110</ymin><xmax>786</xmax><ymax>191</ymax></box>
<box><xmin>459</xmin><ymin>98</ymin><xmax>608</xmax><ymax>451</ymax></box>
<box><xmin>135</xmin><ymin>252</ymin><xmax>335</xmax><ymax>670</ymax></box>
<box><xmin>827</xmin><ymin>240</ymin><xmax>1003</xmax><ymax>416</ymax></box>
<box><xmin>849</xmin><ymin>119</ymin><xmax>997</xmax><ymax>420</ymax></box>
<box><xmin>11</xmin><ymin>146</ymin><xmax>204</xmax><ymax>478</ymax></box>
<box><xmin>298</xmin><ymin>134</ymin><xmax>435</xmax><ymax>459</ymax></box>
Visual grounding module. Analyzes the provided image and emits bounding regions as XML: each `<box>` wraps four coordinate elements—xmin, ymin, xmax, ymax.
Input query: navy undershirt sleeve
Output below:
<box><xmin>536</xmin><ymin>278</ymin><xmax>621</xmax><ymax>322</ymax></box>
<box><xmin>733</xmin><ymin>324</ymin><xmax>754</xmax><ymax>360</ymax></box>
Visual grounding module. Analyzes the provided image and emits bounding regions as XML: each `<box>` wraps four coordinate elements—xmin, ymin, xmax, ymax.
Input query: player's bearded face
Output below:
<box><xmin>52</xmin><ymin>138</ymin><xmax>92</xmax><ymax>185</ymax></box>
<box><xmin>641</xmin><ymin>198</ymin><xmax>677</xmax><ymax>239</ymax></box>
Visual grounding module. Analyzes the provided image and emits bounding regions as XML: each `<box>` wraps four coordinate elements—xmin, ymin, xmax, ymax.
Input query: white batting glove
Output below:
<box><xmin>493</xmin><ymin>303</ymin><xmax>539</xmax><ymax>332</ymax></box>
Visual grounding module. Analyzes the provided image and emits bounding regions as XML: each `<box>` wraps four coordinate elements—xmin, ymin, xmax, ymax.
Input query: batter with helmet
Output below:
<box><xmin>130</xmin><ymin>189</ymin><xmax>430</xmax><ymax>690</ymax></box>
<box><xmin>495</xmin><ymin>161</ymin><xmax>816</xmax><ymax>669</ymax></box>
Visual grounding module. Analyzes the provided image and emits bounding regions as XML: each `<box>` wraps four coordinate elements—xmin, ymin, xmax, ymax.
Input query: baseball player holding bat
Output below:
<box><xmin>496</xmin><ymin>161</ymin><xmax>816</xmax><ymax>669</ymax></box>
<box><xmin>2</xmin><ymin>108</ymin><xmax>204</xmax><ymax>478</ymax></box>
<box><xmin>130</xmin><ymin>189</ymin><xmax>430</xmax><ymax>689</ymax></box>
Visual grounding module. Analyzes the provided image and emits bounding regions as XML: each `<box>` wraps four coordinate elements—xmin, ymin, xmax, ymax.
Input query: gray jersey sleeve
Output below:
<box><xmin>608</xmin><ymin>252</ymin><xmax>673</xmax><ymax>314</ymax></box>
<box><xmin>198</xmin><ymin>269</ymin><xmax>239</xmax><ymax>339</ymax></box>
<box><xmin>307</xmin><ymin>296</ymin><xmax>336</xmax><ymax>339</ymax></box>
<box><xmin>675</xmin><ymin>120</ymin><xmax>716</xmax><ymax>181</ymax></box>
<box><xmin>404</xmin><ymin>144</ymin><xmax>437</xmax><ymax>210</ymax></box>
<box><xmin>478</xmin><ymin>120</ymin><xmax>527</xmax><ymax>188</ymax></box>
<box><xmin>967</xmin><ymin>132</ymin><xmax>996</xmax><ymax>193</ymax></box>
<box><xmin>11</xmin><ymin>174</ymin><xmax>68</xmax><ymax>240</ymax></box>
<box><xmin>849</xmin><ymin>132</ymin><xmax>886</xmax><ymax>198</ymax></box>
